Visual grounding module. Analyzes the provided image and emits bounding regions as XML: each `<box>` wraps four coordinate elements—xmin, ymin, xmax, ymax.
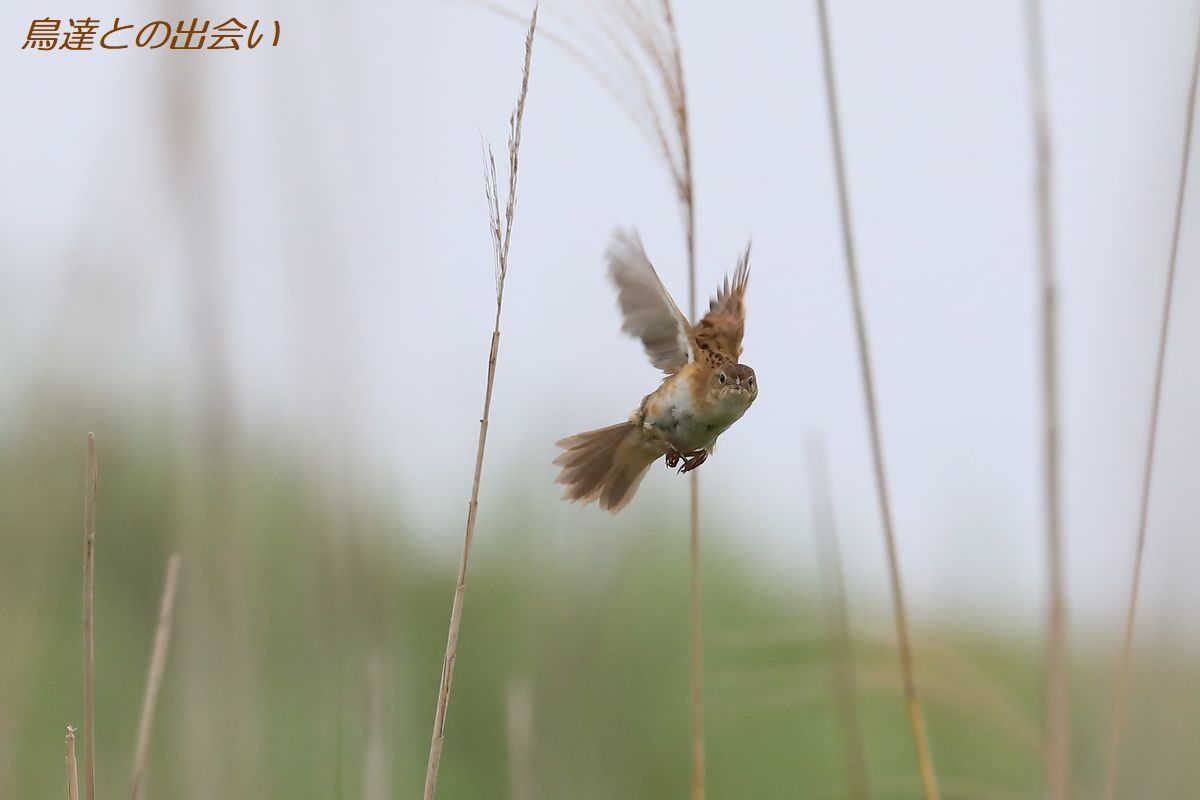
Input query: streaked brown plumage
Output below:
<box><xmin>554</xmin><ymin>228</ymin><xmax>758</xmax><ymax>512</ymax></box>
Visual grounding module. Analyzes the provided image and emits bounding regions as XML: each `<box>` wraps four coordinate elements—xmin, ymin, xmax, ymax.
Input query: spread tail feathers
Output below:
<box><xmin>553</xmin><ymin>422</ymin><xmax>660</xmax><ymax>513</ymax></box>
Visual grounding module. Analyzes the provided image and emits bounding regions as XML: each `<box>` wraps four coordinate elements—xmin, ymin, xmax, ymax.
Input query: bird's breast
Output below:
<box><xmin>641</xmin><ymin>371</ymin><xmax>751</xmax><ymax>453</ymax></box>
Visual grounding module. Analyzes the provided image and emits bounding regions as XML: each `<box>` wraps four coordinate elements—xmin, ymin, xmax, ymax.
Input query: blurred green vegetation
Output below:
<box><xmin>1</xmin><ymin>396</ymin><xmax>1196</xmax><ymax>799</ymax></box>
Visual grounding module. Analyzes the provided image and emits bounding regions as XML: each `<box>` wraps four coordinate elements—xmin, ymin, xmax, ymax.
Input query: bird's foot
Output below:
<box><xmin>664</xmin><ymin>448</ymin><xmax>682</xmax><ymax>469</ymax></box>
<box><xmin>678</xmin><ymin>449</ymin><xmax>709</xmax><ymax>474</ymax></box>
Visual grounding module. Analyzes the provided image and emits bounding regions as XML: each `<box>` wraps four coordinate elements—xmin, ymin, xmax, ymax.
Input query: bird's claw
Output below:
<box><xmin>677</xmin><ymin>449</ymin><xmax>708</xmax><ymax>474</ymax></box>
<box><xmin>664</xmin><ymin>448</ymin><xmax>708</xmax><ymax>473</ymax></box>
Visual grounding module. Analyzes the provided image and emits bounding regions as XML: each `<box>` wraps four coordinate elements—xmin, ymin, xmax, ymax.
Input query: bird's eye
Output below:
<box><xmin>718</xmin><ymin>373</ymin><xmax>727</xmax><ymax>384</ymax></box>
<box><xmin>749</xmin><ymin>376</ymin><xmax>755</xmax><ymax>384</ymax></box>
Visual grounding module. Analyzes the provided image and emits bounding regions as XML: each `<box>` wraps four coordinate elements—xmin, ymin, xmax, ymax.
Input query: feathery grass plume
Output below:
<box><xmin>82</xmin><ymin>433</ymin><xmax>98</xmax><ymax>800</ymax></box>
<box><xmin>421</xmin><ymin>6</ymin><xmax>539</xmax><ymax>799</ymax></box>
<box><xmin>1021</xmin><ymin>1</ymin><xmax>1068</xmax><ymax>797</ymax></box>
<box><xmin>505</xmin><ymin>680</ymin><xmax>535</xmax><ymax>800</ymax></box>
<box><xmin>806</xmin><ymin>439</ymin><xmax>871</xmax><ymax>800</ymax></box>
<box><xmin>811</xmin><ymin>2</ymin><xmax>940</xmax><ymax>797</ymax></box>
<box><xmin>66</xmin><ymin>727</ymin><xmax>80</xmax><ymax>800</ymax></box>
<box><xmin>486</xmin><ymin>2</ymin><xmax>706</xmax><ymax>792</ymax></box>
<box><xmin>1103</xmin><ymin>13</ymin><xmax>1200</xmax><ymax>799</ymax></box>
<box><xmin>130</xmin><ymin>553</ymin><xmax>183</xmax><ymax>800</ymax></box>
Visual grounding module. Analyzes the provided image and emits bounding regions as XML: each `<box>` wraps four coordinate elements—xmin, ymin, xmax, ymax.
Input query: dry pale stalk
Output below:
<box><xmin>812</xmin><ymin>2</ymin><xmax>940</xmax><ymax>797</ymax></box>
<box><xmin>130</xmin><ymin>553</ymin><xmax>183</xmax><ymax>800</ymax></box>
<box><xmin>481</xmin><ymin>4</ymin><xmax>704</xmax><ymax>791</ymax></box>
<box><xmin>806</xmin><ymin>440</ymin><xmax>871</xmax><ymax>800</ymax></box>
<box><xmin>421</xmin><ymin>7</ymin><xmax>538</xmax><ymax>799</ymax></box>
<box><xmin>1103</xmin><ymin>12</ymin><xmax>1200</xmax><ymax>799</ymax></box>
<box><xmin>66</xmin><ymin>726</ymin><xmax>80</xmax><ymax>800</ymax></box>
<box><xmin>655</xmin><ymin>3</ymin><xmax>705</xmax><ymax>794</ymax></box>
<box><xmin>83</xmin><ymin>433</ymin><xmax>98</xmax><ymax>800</ymax></box>
<box><xmin>1021</xmin><ymin>2</ymin><xmax>1068</xmax><ymax>797</ymax></box>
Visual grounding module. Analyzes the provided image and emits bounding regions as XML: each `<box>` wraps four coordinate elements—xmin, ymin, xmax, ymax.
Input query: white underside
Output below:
<box><xmin>642</xmin><ymin>377</ymin><xmax>753</xmax><ymax>453</ymax></box>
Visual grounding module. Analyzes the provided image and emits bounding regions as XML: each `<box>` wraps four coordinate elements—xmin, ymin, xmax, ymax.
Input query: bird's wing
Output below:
<box><xmin>606</xmin><ymin>229</ymin><xmax>692</xmax><ymax>374</ymax></box>
<box><xmin>694</xmin><ymin>242</ymin><xmax>751</xmax><ymax>362</ymax></box>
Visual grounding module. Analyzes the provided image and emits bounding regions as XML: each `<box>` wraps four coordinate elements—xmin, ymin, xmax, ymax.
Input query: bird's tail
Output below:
<box><xmin>553</xmin><ymin>422</ymin><xmax>661</xmax><ymax>513</ymax></box>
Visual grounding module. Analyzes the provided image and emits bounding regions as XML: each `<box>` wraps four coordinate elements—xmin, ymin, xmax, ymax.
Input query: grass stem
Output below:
<box><xmin>66</xmin><ymin>726</ymin><xmax>80</xmax><ymax>800</ymax></box>
<box><xmin>806</xmin><ymin>439</ymin><xmax>871</xmax><ymax>800</ymax></box>
<box><xmin>421</xmin><ymin>7</ymin><xmax>538</xmax><ymax>798</ymax></box>
<box><xmin>1102</xmin><ymin>11</ymin><xmax>1200</xmax><ymax>798</ymax></box>
<box><xmin>812</xmin><ymin>3</ymin><xmax>940</xmax><ymax>797</ymax></box>
<box><xmin>1021</xmin><ymin>2</ymin><xmax>1069</xmax><ymax>796</ymax></box>
<box><xmin>130</xmin><ymin>554</ymin><xmax>182</xmax><ymax>800</ymax></box>
<box><xmin>83</xmin><ymin>433</ymin><xmax>98</xmax><ymax>800</ymax></box>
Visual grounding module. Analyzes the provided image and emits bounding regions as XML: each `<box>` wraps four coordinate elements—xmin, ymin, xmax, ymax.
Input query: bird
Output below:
<box><xmin>553</xmin><ymin>228</ymin><xmax>758</xmax><ymax>513</ymax></box>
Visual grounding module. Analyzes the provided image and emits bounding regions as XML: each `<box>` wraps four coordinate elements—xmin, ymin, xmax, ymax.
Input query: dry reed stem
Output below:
<box><xmin>130</xmin><ymin>553</ymin><xmax>183</xmax><ymax>800</ymax></box>
<box><xmin>505</xmin><ymin>681</ymin><xmax>535</xmax><ymax>800</ymax></box>
<box><xmin>363</xmin><ymin>654</ymin><xmax>389</xmax><ymax>800</ymax></box>
<box><xmin>482</xmin><ymin>4</ymin><xmax>703</xmax><ymax>791</ymax></box>
<box><xmin>421</xmin><ymin>6</ymin><xmax>538</xmax><ymax>799</ymax></box>
<box><xmin>83</xmin><ymin>433</ymin><xmax>98</xmax><ymax>800</ymax></box>
<box><xmin>812</xmin><ymin>3</ymin><xmax>939</xmax><ymax>797</ymax></box>
<box><xmin>66</xmin><ymin>726</ymin><xmax>80</xmax><ymax>800</ymax></box>
<box><xmin>806</xmin><ymin>439</ymin><xmax>871</xmax><ymax>800</ymax></box>
<box><xmin>1021</xmin><ymin>2</ymin><xmax>1068</xmax><ymax>797</ymax></box>
<box><xmin>1103</xmin><ymin>12</ymin><xmax>1200</xmax><ymax>799</ymax></box>
<box><xmin>653</xmin><ymin>4</ymin><xmax>705</xmax><ymax>795</ymax></box>
<box><xmin>687</xmin><ymin>472</ymin><xmax>704</xmax><ymax>800</ymax></box>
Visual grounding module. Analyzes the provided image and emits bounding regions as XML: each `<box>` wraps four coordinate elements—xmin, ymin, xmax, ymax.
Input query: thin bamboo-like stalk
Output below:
<box><xmin>82</xmin><ymin>433</ymin><xmax>98</xmax><ymax>800</ymax></box>
<box><xmin>482</xmin><ymin>4</ymin><xmax>703</xmax><ymax>791</ymax></box>
<box><xmin>655</xmin><ymin>4</ymin><xmax>705</xmax><ymax>795</ymax></box>
<box><xmin>130</xmin><ymin>554</ymin><xmax>183</xmax><ymax>800</ymax></box>
<box><xmin>1103</xmin><ymin>12</ymin><xmax>1200</xmax><ymax>799</ymax></box>
<box><xmin>806</xmin><ymin>440</ymin><xmax>871</xmax><ymax>800</ymax></box>
<box><xmin>687</xmin><ymin>472</ymin><xmax>704</xmax><ymax>800</ymax></box>
<box><xmin>811</xmin><ymin>3</ymin><xmax>940</xmax><ymax>798</ymax></box>
<box><xmin>66</xmin><ymin>726</ymin><xmax>80</xmax><ymax>800</ymax></box>
<box><xmin>421</xmin><ymin>7</ymin><xmax>538</xmax><ymax>799</ymax></box>
<box><xmin>1021</xmin><ymin>2</ymin><xmax>1068</xmax><ymax>797</ymax></box>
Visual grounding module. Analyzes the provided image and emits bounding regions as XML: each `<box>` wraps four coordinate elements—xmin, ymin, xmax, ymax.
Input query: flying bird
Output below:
<box><xmin>554</xmin><ymin>229</ymin><xmax>757</xmax><ymax>512</ymax></box>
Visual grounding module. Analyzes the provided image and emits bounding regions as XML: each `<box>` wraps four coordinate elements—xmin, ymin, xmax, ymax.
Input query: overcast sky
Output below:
<box><xmin>3</xmin><ymin>0</ymin><xmax>1199</xmax><ymax>639</ymax></box>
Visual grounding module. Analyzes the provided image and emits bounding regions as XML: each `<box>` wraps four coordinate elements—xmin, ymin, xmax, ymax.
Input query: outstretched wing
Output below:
<box><xmin>694</xmin><ymin>242</ymin><xmax>751</xmax><ymax>361</ymax></box>
<box><xmin>606</xmin><ymin>229</ymin><xmax>692</xmax><ymax>374</ymax></box>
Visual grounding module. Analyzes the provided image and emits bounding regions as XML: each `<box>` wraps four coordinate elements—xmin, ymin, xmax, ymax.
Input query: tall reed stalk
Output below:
<box><xmin>485</xmin><ymin>3</ymin><xmax>707</xmax><ymax>791</ymax></box>
<box><xmin>66</xmin><ymin>726</ymin><xmax>80</xmax><ymax>800</ymax></box>
<box><xmin>806</xmin><ymin>440</ymin><xmax>871</xmax><ymax>800</ymax></box>
<box><xmin>1021</xmin><ymin>2</ymin><xmax>1068</xmax><ymax>796</ymax></box>
<box><xmin>1103</xmin><ymin>12</ymin><xmax>1200</xmax><ymax>798</ymax></box>
<box><xmin>130</xmin><ymin>554</ymin><xmax>183</xmax><ymax>800</ymax></box>
<box><xmin>812</xmin><ymin>3</ymin><xmax>940</xmax><ymax>797</ymax></box>
<box><xmin>82</xmin><ymin>433</ymin><xmax>98</xmax><ymax>800</ymax></box>
<box><xmin>421</xmin><ymin>7</ymin><xmax>538</xmax><ymax>798</ymax></box>
<box><xmin>656</xmin><ymin>4</ymin><xmax>706</xmax><ymax>795</ymax></box>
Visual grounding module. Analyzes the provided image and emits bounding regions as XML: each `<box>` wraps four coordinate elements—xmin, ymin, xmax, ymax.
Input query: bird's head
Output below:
<box><xmin>710</xmin><ymin>363</ymin><xmax>758</xmax><ymax>403</ymax></box>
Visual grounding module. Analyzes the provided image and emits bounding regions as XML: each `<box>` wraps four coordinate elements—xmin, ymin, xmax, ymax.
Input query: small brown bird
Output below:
<box><xmin>554</xmin><ymin>228</ymin><xmax>758</xmax><ymax>512</ymax></box>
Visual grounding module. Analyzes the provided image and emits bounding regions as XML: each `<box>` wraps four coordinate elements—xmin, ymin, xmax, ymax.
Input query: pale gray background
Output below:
<box><xmin>3</xmin><ymin>0</ymin><xmax>1198</xmax><ymax>638</ymax></box>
